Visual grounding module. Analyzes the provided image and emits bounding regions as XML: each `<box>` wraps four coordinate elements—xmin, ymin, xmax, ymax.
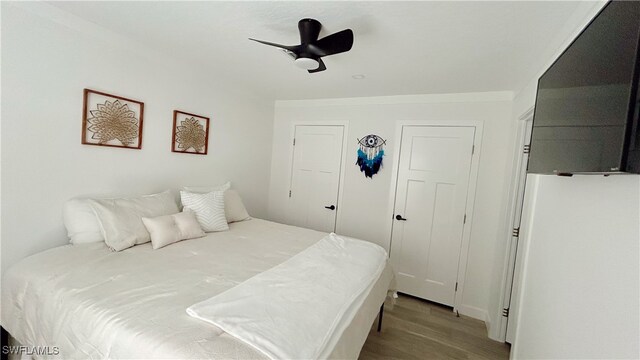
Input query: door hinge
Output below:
<box><xmin>455</xmin><ymin>282</ymin><xmax>458</xmax><ymax>292</ymax></box>
<box><xmin>523</xmin><ymin>144</ymin><xmax>530</xmax><ymax>154</ymax></box>
<box><xmin>512</xmin><ymin>227</ymin><xmax>520</xmax><ymax>237</ymax></box>
<box><xmin>288</xmin><ymin>190</ymin><xmax>292</xmax><ymax>198</ymax></box>
<box><xmin>293</xmin><ymin>138</ymin><xmax>296</xmax><ymax>146</ymax></box>
<box><xmin>463</xmin><ymin>214</ymin><xmax>467</xmax><ymax>224</ymax></box>
<box><xmin>502</xmin><ymin>308</ymin><xmax>510</xmax><ymax>317</ymax></box>
<box><xmin>471</xmin><ymin>145</ymin><xmax>475</xmax><ymax>155</ymax></box>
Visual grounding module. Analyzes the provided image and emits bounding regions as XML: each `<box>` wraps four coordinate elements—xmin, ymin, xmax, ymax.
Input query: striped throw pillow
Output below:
<box><xmin>180</xmin><ymin>190</ymin><xmax>229</xmax><ymax>232</ymax></box>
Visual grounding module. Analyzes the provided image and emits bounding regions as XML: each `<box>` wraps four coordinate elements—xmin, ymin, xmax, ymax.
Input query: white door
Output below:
<box><xmin>505</xmin><ymin>119</ymin><xmax>533</xmax><ymax>344</ymax></box>
<box><xmin>288</xmin><ymin>125</ymin><xmax>344</xmax><ymax>232</ymax></box>
<box><xmin>390</xmin><ymin>126</ymin><xmax>475</xmax><ymax>306</ymax></box>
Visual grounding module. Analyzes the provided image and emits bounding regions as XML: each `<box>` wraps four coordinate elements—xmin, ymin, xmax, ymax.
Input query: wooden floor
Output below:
<box><xmin>359</xmin><ymin>294</ymin><xmax>510</xmax><ymax>360</ymax></box>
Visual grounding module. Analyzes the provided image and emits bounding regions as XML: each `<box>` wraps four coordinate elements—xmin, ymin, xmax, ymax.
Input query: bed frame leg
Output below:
<box><xmin>377</xmin><ymin>304</ymin><xmax>384</xmax><ymax>332</ymax></box>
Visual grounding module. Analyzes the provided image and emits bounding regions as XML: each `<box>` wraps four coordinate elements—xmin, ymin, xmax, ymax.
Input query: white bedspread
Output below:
<box><xmin>187</xmin><ymin>233</ymin><xmax>387</xmax><ymax>360</ymax></box>
<box><xmin>1</xmin><ymin>219</ymin><xmax>393</xmax><ymax>359</ymax></box>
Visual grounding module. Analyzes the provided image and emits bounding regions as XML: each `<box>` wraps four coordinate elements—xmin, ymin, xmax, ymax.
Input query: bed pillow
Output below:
<box><xmin>63</xmin><ymin>198</ymin><xmax>104</xmax><ymax>244</ymax></box>
<box><xmin>224</xmin><ymin>190</ymin><xmax>251</xmax><ymax>223</ymax></box>
<box><xmin>89</xmin><ymin>190</ymin><xmax>179</xmax><ymax>251</ymax></box>
<box><xmin>180</xmin><ymin>190</ymin><xmax>229</xmax><ymax>232</ymax></box>
<box><xmin>183</xmin><ymin>182</ymin><xmax>250</xmax><ymax>223</ymax></box>
<box><xmin>142</xmin><ymin>211</ymin><xmax>205</xmax><ymax>249</ymax></box>
<box><xmin>182</xmin><ymin>181</ymin><xmax>231</xmax><ymax>194</ymax></box>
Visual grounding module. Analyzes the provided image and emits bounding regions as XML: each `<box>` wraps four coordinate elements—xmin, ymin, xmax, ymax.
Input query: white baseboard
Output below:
<box><xmin>458</xmin><ymin>304</ymin><xmax>491</xmax><ymax>329</ymax></box>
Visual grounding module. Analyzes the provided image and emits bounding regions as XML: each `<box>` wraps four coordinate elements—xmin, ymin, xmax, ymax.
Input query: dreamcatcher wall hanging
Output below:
<box><xmin>356</xmin><ymin>134</ymin><xmax>386</xmax><ymax>178</ymax></box>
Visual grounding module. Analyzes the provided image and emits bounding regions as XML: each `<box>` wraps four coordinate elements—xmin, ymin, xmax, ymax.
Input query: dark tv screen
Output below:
<box><xmin>528</xmin><ymin>1</ymin><xmax>640</xmax><ymax>174</ymax></box>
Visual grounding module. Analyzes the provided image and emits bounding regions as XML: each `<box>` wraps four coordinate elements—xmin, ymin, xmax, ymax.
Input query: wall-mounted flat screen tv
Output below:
<box><xmin>528</xmin><ymin>0</ymin><xmax>640</xmax><ymax>174</ymax></box>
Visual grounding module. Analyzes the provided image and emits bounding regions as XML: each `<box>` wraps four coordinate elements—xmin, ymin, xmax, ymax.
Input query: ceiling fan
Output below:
<box><xmin>249</xmin><ymin>18</ymin><xmax>354</xmax><ymax>73</ymax></box>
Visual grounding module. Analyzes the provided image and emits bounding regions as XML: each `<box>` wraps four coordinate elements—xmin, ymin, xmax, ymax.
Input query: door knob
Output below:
<box><xmin>325</xmin><ymin>205</ymin><xmax>336</xmax><ymax>210</ymax></box>
<box><xmin>395</xmin><ymin>214</ymin><xmax>407</xmax><ymax>221</ymax></box>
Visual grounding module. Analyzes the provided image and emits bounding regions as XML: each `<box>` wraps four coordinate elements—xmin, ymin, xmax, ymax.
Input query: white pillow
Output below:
<box><xmin>224</xmin><ymin>190</ymin><xmax>251</xmax><ymax>223</ymax></box>
<box><xmin>180</xmin><ymin>190</ymin><xmax>229</xmax><ymax>232</ymax></box>
<box><xmin>142</xmin><ymin>211</ymin><xmax>205</xmax><ymax>249</ymax></box>
<box><xmin>183</xmin><ymin>181</ymin><xmax>231</xmax><ymax>194</ymax></box>
<box><xmin>63</xmin><ymin>198</ymin><xmax>104</xmax><ymax>244</ymax></box>
<box><xmin>90</xmin><ymin>190</ymin><xmax>179</xmax><ymax>251</ymax></box>
<box><xmin>182</xmin><ymin>182</ymin><xmax>250</xmax><ymax>223</ymax></box>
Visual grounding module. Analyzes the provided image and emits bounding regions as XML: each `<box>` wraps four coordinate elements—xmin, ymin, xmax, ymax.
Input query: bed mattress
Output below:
<box><xmin>1</xmin><ymin>219</ymin><xmax>393</xmax><ymax>359</ymax></box>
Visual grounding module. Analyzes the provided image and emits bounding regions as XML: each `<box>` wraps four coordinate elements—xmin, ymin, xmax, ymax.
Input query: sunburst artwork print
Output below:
<box><xmin>87</xmin><ymin>100</ymin><xmax>138</xmax><ymax>146</ymax></box>
<box><xmin>82</xmin><ymin>89</ymin><xmax>144</xmax><ymax>149</ymax></box>
<box><xmin>172</xmin><ymin>111</ymin><xmax>210</xmax><ymax>155</ymax></box>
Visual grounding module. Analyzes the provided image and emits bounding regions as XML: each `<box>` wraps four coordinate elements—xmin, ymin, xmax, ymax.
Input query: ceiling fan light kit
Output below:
<box><xmin>294</xmin><ymin>57</ymin><xmax>320</xmax><ymax>70</ymax></box>
<box><xmin>249</xmin><ymin>18</ymin><xmax>354</xmax><ymax>73</ymax></box>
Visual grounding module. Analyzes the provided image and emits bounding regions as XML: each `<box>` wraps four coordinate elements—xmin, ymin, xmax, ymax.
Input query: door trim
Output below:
<box><xmin>287</xmin><ymin>121</ymin><xmax>349</xmax><ymax>233</ymax></box>
<box><xmin>386</xmin><ymin>120</ymin><xmax>484</xmax><ymax>314</ymax></box>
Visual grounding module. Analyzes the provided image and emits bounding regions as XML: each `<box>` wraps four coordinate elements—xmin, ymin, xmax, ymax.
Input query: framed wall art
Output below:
<box><xmin>172</xmin><ymin>110</ymin><xmax>210</xmax><ymax>155</ymax></box>
<box><xmin>82</xmin><ymin>88</ymin><xmax>144</xmax><ymax>149</ymax></box>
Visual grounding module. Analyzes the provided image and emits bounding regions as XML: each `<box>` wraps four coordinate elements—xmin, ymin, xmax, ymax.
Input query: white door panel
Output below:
<box><xmin>505</xmin><ymin>119</ymin><xmax>534</xmax><ymax>343</ymax></box>
<box><xmin>390</xmin><ymin>126</ymin><xmax>475</xmax><ymax>306</ymax></box>
<box><xmin>289</xmin><ymin>125</ymin><xmax>344</xmax><ymax>232</ymax></box>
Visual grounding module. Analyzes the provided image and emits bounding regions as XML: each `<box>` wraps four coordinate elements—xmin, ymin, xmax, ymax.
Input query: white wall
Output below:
<box><xmin>0</xmin><ymin>3</ymin><xmax>274</xmax><ymax>272</ymax></box>
<box><xmin>267</xmin><ymin>92</ymin><xmax>514</xmax><ymax>322</ymax></box>
<box><xmin>495</xmin><ymin>1</ymin><xmax>640</xmax><ymax>356</ymax></box>
<box><xmin>485</xmin><ymin>0</ymin><xmax>610</xmax><ymax>341</ymax></box>
<box><xmin>512</xmin><ymin>175</ymin><xmax>640</xmax><ymax>359</ymax></box>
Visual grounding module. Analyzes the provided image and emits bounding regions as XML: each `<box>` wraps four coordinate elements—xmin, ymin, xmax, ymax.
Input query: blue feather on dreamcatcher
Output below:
<box><xmin>356</xmin><ymin>134</ymin><xmax>386</xmax><ymax>178</ymax></box>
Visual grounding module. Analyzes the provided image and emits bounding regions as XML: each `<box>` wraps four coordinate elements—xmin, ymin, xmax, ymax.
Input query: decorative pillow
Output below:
<box><xmin>142</xmin><ymin>211</ymin><xmax>205</xmax><ymax>249</ymax></box>
<box><xmin>182</xmin><ymin>182</ymin><xmax>250</xmax><ymax>223</ymax></box>
<box><xmin>63</xmin><ymin>198</ymin><xmax>104</xmax><ymax>244</ymax></box>
<box><xmin>182</xmin><ymin>181</ymin><xmax>231</xmax><ymax>194</ymax></box>
<box><xmin>180</xmin><ymin>190</ymin><xmax>229</xmax><ymax>232</ymax></box>
<box><xmin>89</xmin><ymin>190</ymin><xmax>179</xmax><ymax>251</ymax></box>
<box><xmin>224</xmin><ymin>190</ymin><xmax>251</xmax><ymax>223</ymax></box>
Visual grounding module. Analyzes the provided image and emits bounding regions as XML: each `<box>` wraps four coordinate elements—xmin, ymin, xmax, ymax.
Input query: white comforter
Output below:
<box><xmin>187</xmin><ymin>233</ymin><xmax>388</xmax><ymax>360</ymax></box>
<box><xmin>1</xmin><ymin>219</ymin><xmax>393</xmax><ymax>359</ymax></box>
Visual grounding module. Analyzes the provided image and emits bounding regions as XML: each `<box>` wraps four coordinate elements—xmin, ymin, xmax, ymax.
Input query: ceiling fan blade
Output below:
<box><xmin>249</xmin><ymin>38</ymin><xmax>297</xmax><ymax>52</ymax></box>
<box><xmin>312</xmin><ymin>29</ymin><xmax>354</xmax><ymax>57</ymax></box>
<box><xmin>308</xmin><ymin>58</ymin><xmax>326</xmax><ymax>73</ymax></box>
<box><xmin>298</xmin><ymin>18</ymin><xmax>322</xmax><ymax>44</ymax></box>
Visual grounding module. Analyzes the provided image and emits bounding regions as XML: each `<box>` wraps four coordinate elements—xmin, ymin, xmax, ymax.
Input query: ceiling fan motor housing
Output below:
<box><xmin>298</xmin><ymin>18</ymin><xmax>322</xmax><ymax>44</ymax></box>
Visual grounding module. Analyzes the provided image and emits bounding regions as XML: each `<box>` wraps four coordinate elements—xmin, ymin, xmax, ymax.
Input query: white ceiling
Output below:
<box><xmin>49</xmin><ymin>1</ymin><xmax>585</xmax><ymax>101</ymax></box>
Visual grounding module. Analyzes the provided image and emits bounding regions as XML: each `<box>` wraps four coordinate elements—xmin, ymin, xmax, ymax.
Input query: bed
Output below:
<box><xmin>1</xmin><ymin>218</ymin><xmax>393</xmax><ymax>359</ymax></box>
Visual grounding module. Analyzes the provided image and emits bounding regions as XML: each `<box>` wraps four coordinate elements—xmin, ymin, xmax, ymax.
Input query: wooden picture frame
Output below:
<box><xmin>82</xmin><ymin>89</ymin><xmax>144</xmax><ymax>149</ymax></box>
<box><xmin>171</xmin><ymin>110</ymin><xmax>210</xmax><ymax>155</ymax></box>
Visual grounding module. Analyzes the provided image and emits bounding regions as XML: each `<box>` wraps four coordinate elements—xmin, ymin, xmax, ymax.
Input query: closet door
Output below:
<box><xmin>505</xmin><ymin>119</ymin><xmax>534</xmax><ymax>344</ymax></box>
<box><xmin>390</xmin><ymin>126</ymin><xmax>475</xmax><ymax>306</ymax></box>
<box><xmin>288</xmin><ymin>125</ymin><xmax>344</xmax><ymax>232</ymax></box>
